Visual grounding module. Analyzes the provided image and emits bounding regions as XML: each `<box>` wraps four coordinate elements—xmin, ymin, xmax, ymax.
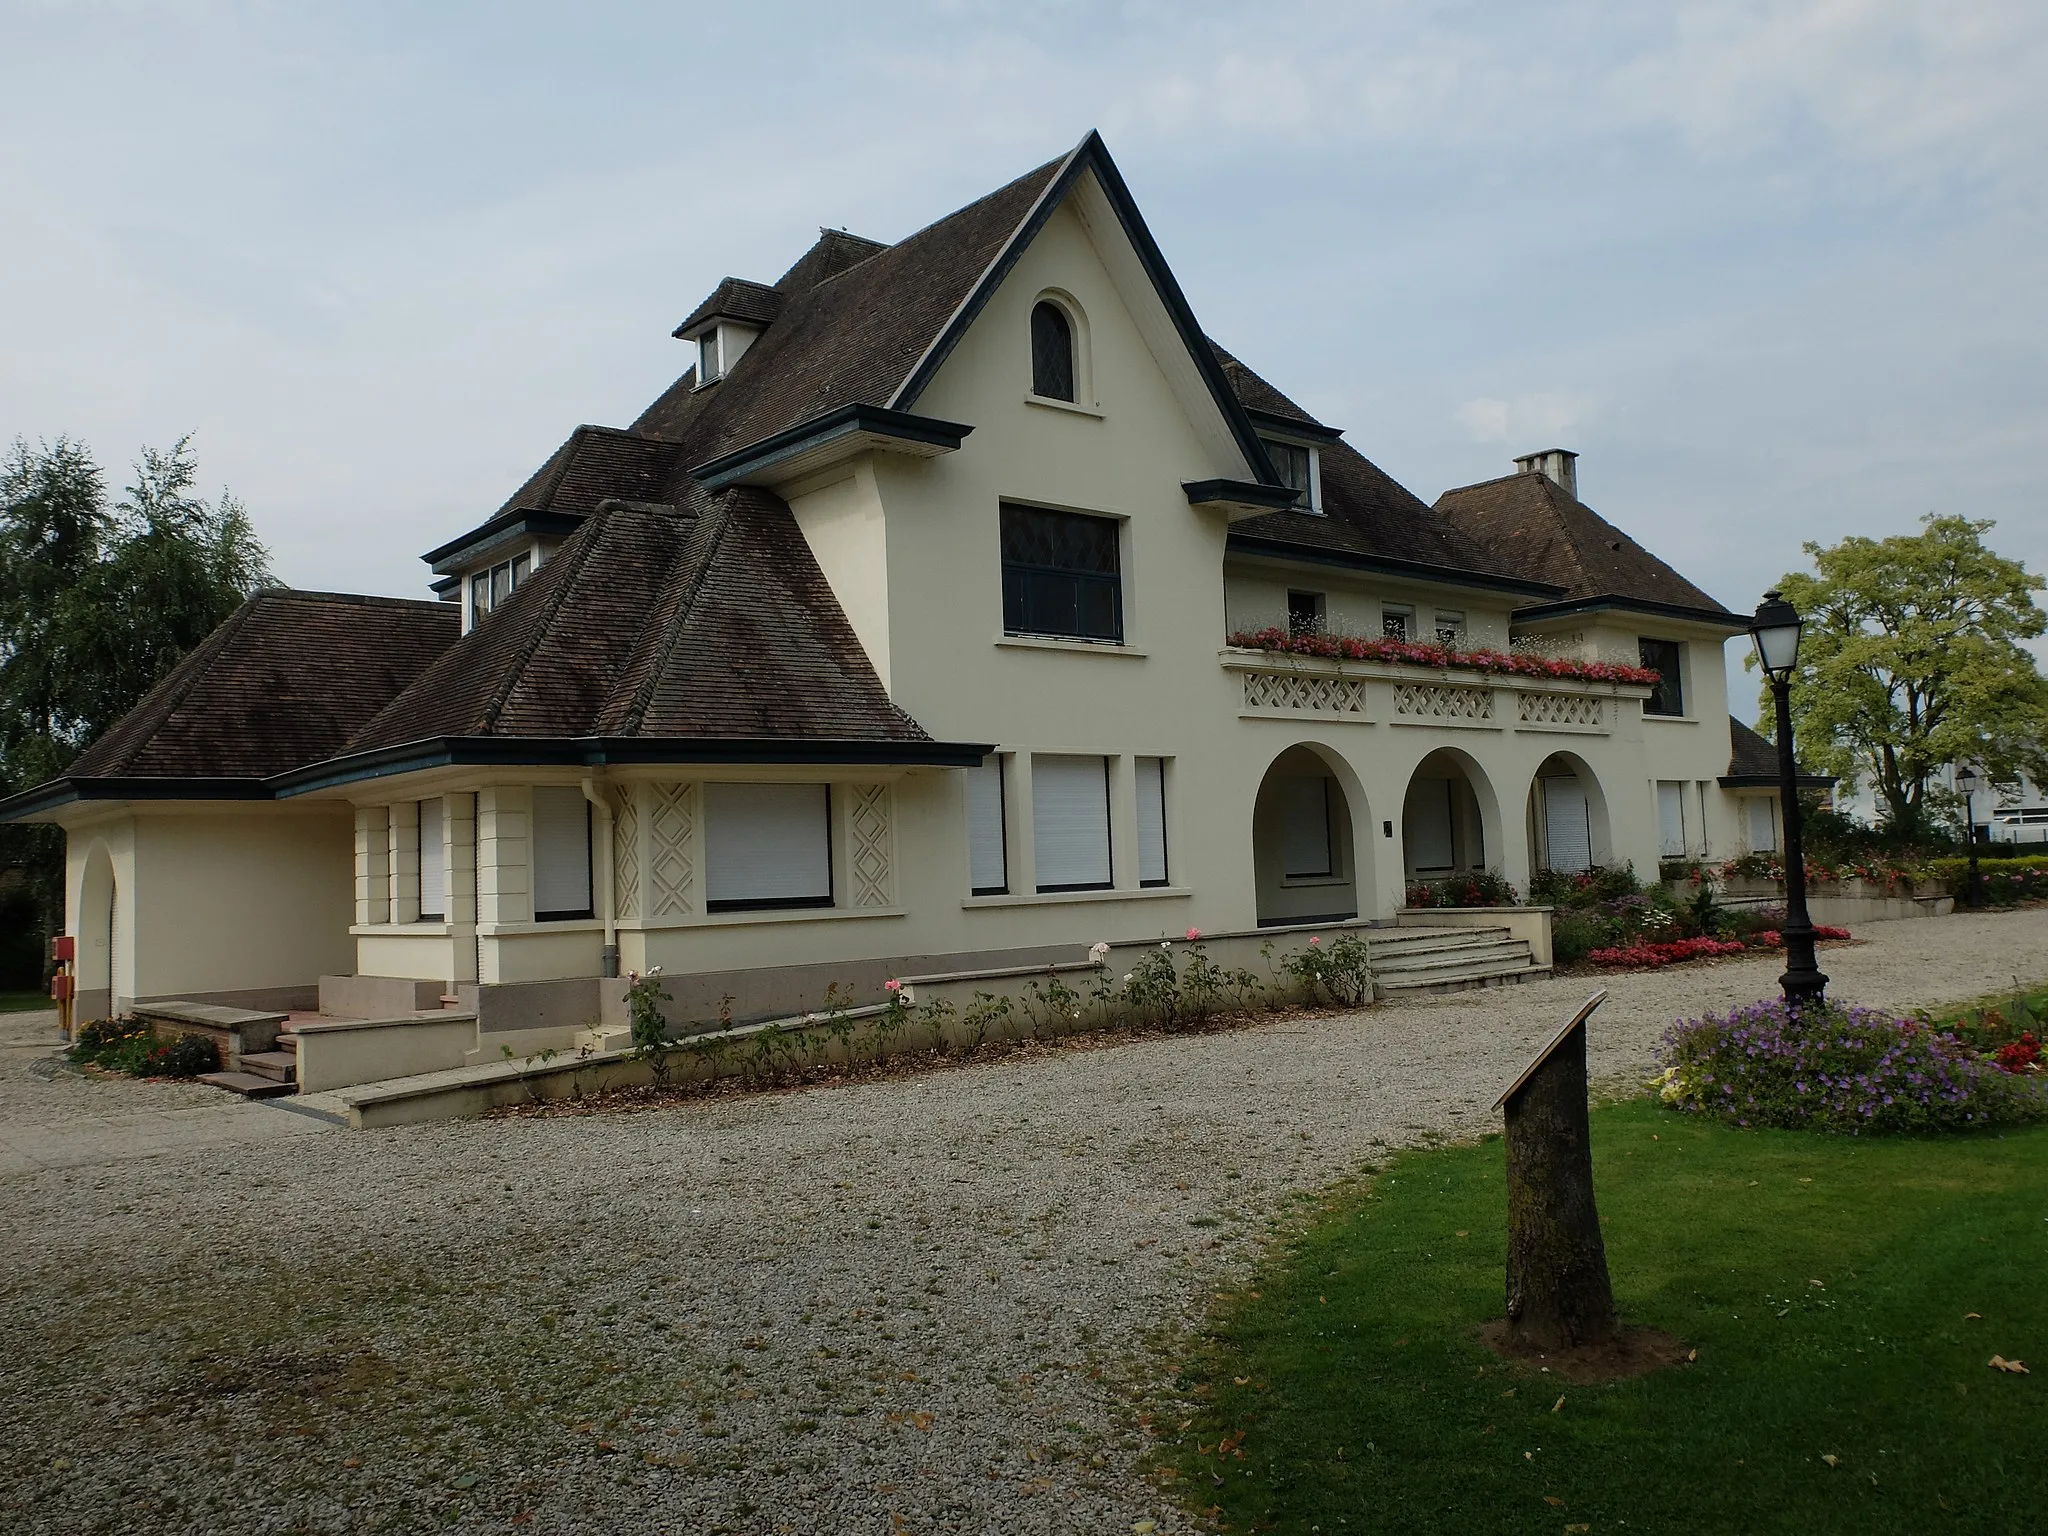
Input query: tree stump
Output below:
<box><xmin>1496</xmin><ymin>992</ymin><xmax>1618</xmax><ymax>1352</ymax></box>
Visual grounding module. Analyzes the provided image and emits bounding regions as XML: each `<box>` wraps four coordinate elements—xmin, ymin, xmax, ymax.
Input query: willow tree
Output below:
<box><xmin>1764</xmin><ymin>514</ymin><xmax>2048</xmax><ymax>834</ymax></box>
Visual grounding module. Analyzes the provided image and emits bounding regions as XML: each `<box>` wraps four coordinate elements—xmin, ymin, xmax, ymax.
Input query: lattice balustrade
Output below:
<box><xmin>1517</xmin><ymin>690</ymin><xmax>1605</xmax><ymax>728</ymax></box>
<box><xmin>1392</xmin><ymin>683</ymin><xmax>1494</xmax><ymax>721</ymax></box>
<box><xmin>1241</xmin><ymin>669</ymin><xmax>1371</xmax><ymax>717</ymax></box>
<box><xmin>613</xmin><ymin>792</ymin><xmax>641</xmax><ymax>920</ymax></box>
<box><xmin>848</xmin><ymin>783</ymin><xmax>894</xmax><ymax>907</ymax></box>
<box><xmin>648</xmin><ymin>781</ymin><xmax>698</xmax><ymax>917</ymax></box>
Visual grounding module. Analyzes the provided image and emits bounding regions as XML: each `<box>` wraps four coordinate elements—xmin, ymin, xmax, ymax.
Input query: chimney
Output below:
<box><xmin>1513</xmin><ymin>448</ymin><xmax>1578</xmax><ymax>499</ymax></box>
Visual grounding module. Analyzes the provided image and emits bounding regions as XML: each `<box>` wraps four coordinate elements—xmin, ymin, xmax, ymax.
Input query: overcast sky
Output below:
<box><xmin>4</xmin><ymin>1</ymin><xmax>2044</xmax><ymax>721</ymax></box>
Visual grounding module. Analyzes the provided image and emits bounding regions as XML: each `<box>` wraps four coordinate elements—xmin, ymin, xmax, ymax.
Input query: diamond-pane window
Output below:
<box><xmin>1030</xmin><ymin>302</ymin><xmax>1075</xmax><ymax>401</ymax></box>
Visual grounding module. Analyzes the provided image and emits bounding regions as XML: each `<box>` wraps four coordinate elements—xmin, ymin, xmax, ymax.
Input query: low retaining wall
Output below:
<box><xmin>319</xmin><ymin>975</ymin><xmax>446</xmax><ymax>1019</ymax></box>
<box><xmin>293</xmin><ymin>1012</ymin><xmax>479</xmax><ymax>1094</ymax></box>
<box><xmin>1721</xmin><ymin>878</ymin><xmax>1952</xmax><ymax>923</ymax></box>
<box><xmin>1393</xmin><ymin>906</ymin><xmax>1553</xmax><ymax>967</ymax></box>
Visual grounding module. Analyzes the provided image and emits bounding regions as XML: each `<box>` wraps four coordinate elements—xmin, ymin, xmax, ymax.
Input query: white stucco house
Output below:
<box><xmin>3</xmin><ymin>133</ymin><xmax>1796</xmax><ymax>1051</ymax></box>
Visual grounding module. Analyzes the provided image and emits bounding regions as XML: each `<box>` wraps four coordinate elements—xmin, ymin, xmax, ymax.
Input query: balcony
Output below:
<box><xmin>1221</xmin><ymin>647</ymin><xmax>1650</xmax><ymax>735</ymax></box>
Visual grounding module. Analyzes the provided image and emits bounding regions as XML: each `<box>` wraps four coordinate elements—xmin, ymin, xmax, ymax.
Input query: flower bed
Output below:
<box><xmin>1403</xmin><ymin>870</ymin><xmax>1520</xmax><ymax>908</ymax></box>
<box><xmin>1588</xmin><ymin>924</ymin><xmax>1850</xmax><ymax>970</ymax></box>
<box><xmin>1225</xmin><ymin>627</ymin><xmax>1659</xmax><ymax>686</ymax></box>
<box><xmin>1656</xmin><ymin>997</ymin><xmax>2048</xmax><ymax>1133</ymax></box>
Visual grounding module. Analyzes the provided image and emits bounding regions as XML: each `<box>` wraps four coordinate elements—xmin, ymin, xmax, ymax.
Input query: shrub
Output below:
<box><xmin>1281</xmin><ymin>932</ymin><xmax>1375</xmax><ymax>1006</ymax></box>
<box><xmin>1528</xmin><ymin>863</ymin><xmax>1641</xmax><ymax>909</ymax></box>
<box><xmin>1924</xmin><ymin>854</ymin><xmax>2048</xmax><ymax>906</ymax></box>
<box><xmin>68</xmin><ymin>1017</ymin><xmax>219</xmax><ymax>1078</ymax></box>
<box><xmin>1550</xmin><ymin>910</ymin><xmax>1617</xmax><ymax>966</ymax></box>
<box><xmin>1656</xmin><ymin>997</ymin><xmax>2047</xmax><ymax>1133</ymax></box>
<box><xmin>1404</xmin><ymin>869</ymin><xmax>1520</xmax><ymax>908</ymax></box>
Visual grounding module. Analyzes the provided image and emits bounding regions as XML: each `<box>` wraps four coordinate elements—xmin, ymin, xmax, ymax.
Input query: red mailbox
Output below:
<box><xmin>51</xmin><ymin>974</ymin><xmax>74</xmax><ymax>1001</ymax></box>
<box><xmin>52</xmin><ymin>934</ymin><xmax>76</xmax><ymax>963</ymax></box>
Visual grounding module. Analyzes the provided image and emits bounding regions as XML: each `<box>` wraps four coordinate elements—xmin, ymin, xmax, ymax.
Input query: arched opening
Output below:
<box><xmin>1252</xmin><ymin>744</ymin><xmax>1369</xmax><ymax>926</ymax></box>
<box><xmin>1030</xmin><ymin>298</ymin><xmax>1076</xmax><ymax>401</ymax></box>
<box><xmin>1526</xmin><ymin>751</ymin><xmax>1614</xmax><ymax>875</ymax></box>
<box><xmin>77</xmin><ymin>841</ymin><xmax>116</xmax><ymax>1019</ymax></box>
<box><xmin>1400</xmin><ymin>749</ymin><xmax>1501</xmax><ymax>885</ymax></box>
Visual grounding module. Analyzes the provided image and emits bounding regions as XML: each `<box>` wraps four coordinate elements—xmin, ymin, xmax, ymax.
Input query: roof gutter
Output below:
<box><xmin>0</xmin><ymin>776</ymin><xmax>272</xmax><ymax>822</ymax></box>
<box><xmin>688</xmin><ymin>403</ymin><xmax>973</xmax><ymax>491</ymax></box>
<box><xmin>1513</xmin><ymin>594</ymin><xmax>1748</xmax><ymax>630</ymax></box>
<box><xmin>1225</xmin><ymin>533</ymin><xmax>1565</xmax><ymax>599</ymax></box>
<box><xmin>270</xmin><ymin>734</ymin><xmax>996</xmax><ymax>797</ymax></box>
<box><xmin>1719</xmin><ymin>773</ymin><xmax>1837</xmax><ymax>790</ymax></box>
<box><xmin>421</xmin><ymin>507</ymin><xmax>586</xmax><ymax>573</ymax></box>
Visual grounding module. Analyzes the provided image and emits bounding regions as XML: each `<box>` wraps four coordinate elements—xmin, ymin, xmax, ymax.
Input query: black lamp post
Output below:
<box><xmin>1955</xmin><ymin>764</ymin><xmax>1985</xmax><ymax>908</ymax></box>
<box><xmin>1749</xmin><ymin>591</ymin><xmax>1828</xmax><ymax>1011</ymax></box>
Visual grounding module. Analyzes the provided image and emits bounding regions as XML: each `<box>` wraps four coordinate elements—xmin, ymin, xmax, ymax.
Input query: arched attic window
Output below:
<box><xmin>1030</xmin><ymin>300</ymin><xmax>1075</xmax><ymax>402</ymax></box>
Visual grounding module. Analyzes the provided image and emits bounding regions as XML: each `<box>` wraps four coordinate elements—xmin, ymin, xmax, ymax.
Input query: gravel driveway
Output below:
<box><xmin>4</xmin><ymin>909</ymin><xmax>2043</xmax><ymax>1535</ymax></box>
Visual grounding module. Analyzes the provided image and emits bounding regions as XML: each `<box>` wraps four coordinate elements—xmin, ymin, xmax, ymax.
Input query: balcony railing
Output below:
<box><xmin>1221</xmin><ymin>647</ymin><xmax>1652</xmax><ymax>735</ymax></box>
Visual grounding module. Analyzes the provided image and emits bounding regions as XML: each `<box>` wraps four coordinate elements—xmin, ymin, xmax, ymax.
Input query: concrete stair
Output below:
<box><xmin>1368</xmin><ymin>925</ymin><xmax>1549</xmax><ymax>995</ymax></box>
<box><xmin>196</xmin><ymin>1067</ymin><xmax>295</xmax><ymax>1099</ymax></box>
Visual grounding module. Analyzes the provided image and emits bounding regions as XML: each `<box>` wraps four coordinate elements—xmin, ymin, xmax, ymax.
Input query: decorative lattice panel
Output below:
<box><xmin>613</xmin><ymin>792</ymin><xmax>641</xmax><ymax>920</ymax></box>
<box><xmin>1241</xmin><ymin>670</ymin><xmax>1371</xmax><ymax>716</ymax></box>
<box><xmin>1517</xmin><ymin>691</ymin><xmax>1605</xmax><ymax>728</ymax></box>
<box><xmin>848</xmin><ymin>783</ymin><xmax>894</xmax><ymax>907</ymax></box>
<box><xmin>1393</xmin><ymin>683</ymin><xmax>1494</xmax><ymax>721</ymax></box>
<box><xmin>648</xmin><ymin>781</ymin><xmax>698</xmax><ymax>917</ymax></box>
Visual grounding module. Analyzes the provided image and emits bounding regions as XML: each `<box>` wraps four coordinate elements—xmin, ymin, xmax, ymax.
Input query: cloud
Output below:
<box><xmin>1455</xmin><ymin>394</ymin><xmax>1595</xmax><ymax>446</ymax></box>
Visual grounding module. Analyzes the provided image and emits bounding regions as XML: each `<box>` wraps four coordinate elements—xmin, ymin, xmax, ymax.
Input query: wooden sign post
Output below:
<box><xmin>1492</xmin><ymin>990</ymin><xmax>1618</xmax><ymax>1352</ymax></box>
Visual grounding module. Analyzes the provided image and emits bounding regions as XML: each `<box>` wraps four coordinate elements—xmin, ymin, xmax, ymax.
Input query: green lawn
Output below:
<box><xmin>1164</xmin><ymin>1099</ymin><xmax>2046</xmax><ymax>1534</ymax></box>
<box><xmin>0</xmin><ymin>990</ymin><xmax>52</xmax><ymax>1013</ymax></box>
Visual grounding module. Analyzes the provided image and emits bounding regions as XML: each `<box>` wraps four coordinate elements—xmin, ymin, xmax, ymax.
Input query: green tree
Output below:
<box><xmin>0</xmin><ymin>435</ymin><xmax>273</xmax><ymax>980</ymax></box>
<box><xmin>1760</xmin><ymin>514</ymin><xmax>2048</xmax><ymax>834</ymax></box>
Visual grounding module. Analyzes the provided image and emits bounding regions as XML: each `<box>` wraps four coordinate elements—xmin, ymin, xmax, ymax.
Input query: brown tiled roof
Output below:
<box><xmin>1725</xmin><ymin>716</ymin><xmax>1833</xmax><ymax>785</ymax></box>
<box><xmin>773</xmin><ymin>229</ymin><xmax>889</xmax><ymax>294</ymax></box>
<box><xmin>674</xmin><ymin>277</ymin><xmax>785</xmax><ymax>337</ymax></box>
<box><xmin>352</xmin><ymin>492</ymin><xmax>931</xmax><ymax>752</ymax></box>
<box><xmin>1433</xmin><ymin>471</ymin><xmax>1738</xmax><ymax>618</ymax></box>
<box><xmin>1213</xmin><ymin>352</ymin><xmax>1541</xmax><ymax>587</ymax></box>
<box><xmin>64</xmin><ymin>591</ymin><xmax>457</xmax><ymax>781</ymax></box>
<box><xmin>490</xmin><ymin>426</ymin><xmax>689</xmax><ymax>522</ymax></box>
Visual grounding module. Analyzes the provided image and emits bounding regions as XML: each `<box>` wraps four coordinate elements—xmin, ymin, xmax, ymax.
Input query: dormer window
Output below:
<box><xmin>467</xmin><ymin>550</ymin><xmax>532</xmax><ymax>629</ymax></box>
<box><xmin>1260</xmin><ymin>436</ymin><xmax>1320</xmax><ymax>513</ymax></box>
<box><xmin>697</xmin><ymin>330</ymin><xmax>723</xmax><ymax>385</ymax></box>
<box><xmin>1030</xmin><ymin>301</ymin><xmax>1075</xmax><ymax>401</ymax></box>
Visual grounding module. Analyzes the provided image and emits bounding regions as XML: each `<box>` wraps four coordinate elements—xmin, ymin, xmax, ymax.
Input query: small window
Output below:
<box><xmin>418</xmin><ymin>798</ymin><xmax>445</xmax><ymax>919</ymax></box>
<box><xmin>1381</xmin><ymin>604</ymin><xmax>1413</xmax><ymax>641</ymax></box>
<box><xmin>1000</xmin><ymin>504</ymin><xmax>1123</xmax><ymax>643</ymax></box>
<box><xmin>1639</xmin><ymin>638</ymin><xmax>1685</xmax><ymax>716</ymax></box>
<box><xmin>532</xmin><ymin>787</ymin><xmax>593</xmax><ymax>920</ymax></box>
<box><xmin>1136</xmin><ymin>757</ymin><xmax>1169</xmax><ymax>887</ymax></box>
<box><xmin>1657</xmin><ymin>781</ymin><xmax>1687</xmax><ymax>857</ymax></box>
<box><xmin>470</xmin><ymin>572</ymin><xmax>489</xmax><ymax>619</ymax></box>
<box><xmin>469</xmin><ymin>551</ymin><xmax>535</xmax><ymax>626</ymax></box>
<box><xmin>1434</xmin><ymin>610</ymin><xmax>1466</xmax><ymax>647</ymax></box>
<box><xmin>1030</xmin><ymin>301</ymin><xmax>1075</xmax><ymax>401</ymax></box>
<box><xmin>698</xmin><ymin>330</ymin><xmax>722</xmax><ymax>385</ymax></box>
<box><xmin>1287</xmin><ymin>591</ymin><xmax>1325</xmax><ymax>637</ymax></box>
<box><xmin>705</xmin><ymin>783</ymin><xmax>833</xmax><ymax>911</ymax></box>
<box><xmin>1279</xmin><ymin>777</ymin><xmax>1335</xmax><ymax>879</ymax></box>
<box><xmin>1261</xmin><ymin>438</ymin><xmax>1316</xmax><ymax>511</ymax></box>
<box><xmin>1032</xmin><ymin>754</ymin><xmax>1112</xmax><ymax>892</ymax></box>
<box><xmin>966</xmin><ymin>756</ymin><xmax>1008</xmax><ymax>896</ymax></box>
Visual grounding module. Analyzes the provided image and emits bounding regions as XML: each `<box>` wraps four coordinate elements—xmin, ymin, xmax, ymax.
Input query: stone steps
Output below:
<box><xmin>1368</xmin><ymin>925</ymin><xmax>1546</xmax><ymax>995</ymax></box>
<box><xmin>196</xmin><ymin>1070</ymin><xmax>296</xmax><ymax>1100</ymax></box>
<box><xmin>239</xmin><ymin>1049</ymin><xmax>298</xmax><ymax>1085</ymax></box>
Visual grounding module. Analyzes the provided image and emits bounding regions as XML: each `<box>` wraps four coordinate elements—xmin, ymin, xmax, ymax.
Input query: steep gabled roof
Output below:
<box><xmin>0</xmin><ymin>591</ymin><xmax>457</xmax><ymax>813</ymax></box>
<box><xmin>353</xmin><ymin>491</ymin><xmax>934</xmax><ymax>755</ymax></box>
<box><xmin>1433</xmin><ymin>470</ymin><xmax>1739</xmax><ymax>622</ymax></box>
<box><xmin>1723</xmin><ymin>716</ymin><xmax>1834</xmax><ymax>787</ymax></box>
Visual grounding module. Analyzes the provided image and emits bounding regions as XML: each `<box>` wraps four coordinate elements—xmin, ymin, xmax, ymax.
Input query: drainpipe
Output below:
<box><xmin>582</xmin><ymin>777</ymin><xmax>619</xmax><ymax>978</ymax></box>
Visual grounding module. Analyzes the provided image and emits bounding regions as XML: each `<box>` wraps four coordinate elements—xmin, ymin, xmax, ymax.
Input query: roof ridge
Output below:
<box><xmin>472</xmin><ymin>513</ymin><xmax>611</xmax><ymax>736</ymax></box>
<box><xmin>616</xmin><ymin>500</ymin><xmax>735</xmax><ymax>736</ymax></box>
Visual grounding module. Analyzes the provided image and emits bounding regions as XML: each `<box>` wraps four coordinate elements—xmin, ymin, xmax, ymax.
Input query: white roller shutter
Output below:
<box><xmin>705</xmin><ymin>782</ymin><xmax>833</xmax><ymax>908</ymax></box>
<box><xmin>418</xmin><ymin>798</ymin><xmax>446</xmax><ymax>917</ymax></box>
<box><xmin>1279</xmin><ymin>776</ymin><xmax>1333</xmax><ymax>878</ymax></box>
<box><xmin>532</xmin><ymin>786</ymin><xmax>592</xmax><ymax>917</ymax></box>
<box><xmin>1032</xmin><ymin>755</ymin><xmax>1111</xmax><ymax>891</ymax></box>
<box><xmin>966</xmin><ymin>758</ymin><xmax>1007</xmax><ymax>894</ymax></box>
<box><xmin>1657</xmin><ymin>781</ymin><xmax>1686</xmax><ymax>857</ymax></box>
<box><xmin>1542</xmin><ymin>778</ymin><xmax>1592</xmax><ymax>873</ymax></box>
<box><xmin>1747</xmin><ymin>797</ymin><xmax>1778</xmax><ymax>852</ymax></box>
<box><xmin>1136</xmin><ymin>757</ymin><xmax>1169</xmax><ymax>886</ymax></box>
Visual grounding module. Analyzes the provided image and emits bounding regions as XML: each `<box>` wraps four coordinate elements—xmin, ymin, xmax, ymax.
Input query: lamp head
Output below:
<box><xmin>1749</xmin><ymin>590</ymin><xmax>1803</xmax><ymax>682</ymax></box>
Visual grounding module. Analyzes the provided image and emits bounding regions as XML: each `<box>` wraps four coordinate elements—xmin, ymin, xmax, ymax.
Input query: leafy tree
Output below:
<box><xmin>1760</xmin><ymin>514</ymin><xmax>2048</xmax><ymax>835</ymax></box>
<box><xmin>0</xmin><ymin>435</ymin><xmax>273</xmax><ymax>980</ymax></box>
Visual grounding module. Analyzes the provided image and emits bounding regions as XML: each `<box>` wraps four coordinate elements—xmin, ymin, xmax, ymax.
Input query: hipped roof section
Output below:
<box><xmin>1</xmin><ymin>590</ymin><xmax>458</xmax><ymax>812</ymax></box>
<box><xmin>353</xmin><ymin>492</ymin><xmax>936</xmax><ymax>755</ymax></box>
<box><xmin>1433</xmin><ymin>471</ymin><xmax>1739</xmax><ymax>622</ymax></box>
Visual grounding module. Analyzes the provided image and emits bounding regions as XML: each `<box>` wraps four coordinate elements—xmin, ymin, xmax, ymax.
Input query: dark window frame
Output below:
<box><xmin>1287</xmin><ymin>590</ymin><xmax>1326</xmax><ymax>637</ymax></box>
<box><xmin>1260</xmin><ymin>437</ymin><xmax>1316</xmax><ymax>512</ymax></box>
<box><xmin>1000</xmin><ymin>503</ymin><xmax>1124</xmax><ymax>645</ymax></box>
<box><xmin>1030</xmin><ymin>301</ymin><xmax>1075</xmax><ymax>401</ymax></box>
<box><xmin>1639</xmin><ymin>637</ymin><xmax>1686</xmax><ymax>717</ymax></box>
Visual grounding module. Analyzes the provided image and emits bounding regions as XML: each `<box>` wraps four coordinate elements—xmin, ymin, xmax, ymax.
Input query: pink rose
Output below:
<box><xmin>1185</xmin><ymin>927</ymin><xmax>1201</xmax><ymax>941</ymax></box>
<box><xmin>884</xmin><ymin>978</ymin><xmax>902</xmax><ymax>993</ymax></box>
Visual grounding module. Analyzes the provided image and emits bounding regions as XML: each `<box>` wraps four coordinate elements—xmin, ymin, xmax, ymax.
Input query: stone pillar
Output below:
<box><xmin>445</xmin><ymin>793</ymin><xmax>478</xmax><ymax>983</ymax></box>
<box><xmin>388</xmin><ymin>800</ymin><xmax>421</xmax><ymax>925</ymax></box>
<box><xmin>354</xmin><ymin>805</ymin><xmax>390</xmax><ymax>927</ymax></box>
<box><xmin>476</xmin><ymin>786</ymin><xmax>532</xmax><ymax>983</ymax></box>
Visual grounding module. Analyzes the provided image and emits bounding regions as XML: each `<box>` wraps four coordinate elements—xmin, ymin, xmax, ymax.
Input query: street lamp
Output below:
<box><xmin>1749</xmin><ymin>591</ymin><xmax>1828</xmax><ymax>1010</ymax></box>
<box><xmin>1955</xmin><ymin>764</ymin><xmax>1985</xmax><ymax>908</ymax></box>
